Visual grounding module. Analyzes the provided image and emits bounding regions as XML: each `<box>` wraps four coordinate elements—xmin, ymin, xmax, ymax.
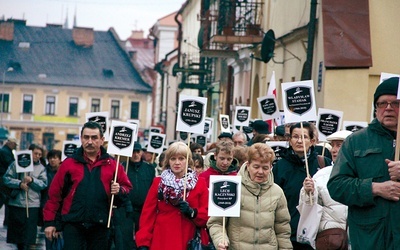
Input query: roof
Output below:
<box><xmin>0</xmin><ymin>20</ymin><xmax>152</xmax><ymax>93</ymax></box>
<box><xmin>158</xmin><ymin>11</ymin><xmax>179</xmax><ymax>26</ymax></box>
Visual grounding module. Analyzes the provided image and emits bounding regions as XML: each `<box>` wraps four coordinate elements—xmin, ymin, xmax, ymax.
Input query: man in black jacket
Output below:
<box><xmin>0</xmin><ymin>137</ymin><xmax>17</xmax><ymax>225</ymax></box>
<box><xmin>115</xmin><ymin>142</ymin><xmax>155</xmax><ymax>250</ymax></box>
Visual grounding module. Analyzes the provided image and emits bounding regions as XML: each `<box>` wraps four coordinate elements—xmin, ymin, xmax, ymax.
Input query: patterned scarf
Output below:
<box><xmin>158</xmin><ymin>168</ymin><xmax>198</xmax><ymax>205</ymax></box>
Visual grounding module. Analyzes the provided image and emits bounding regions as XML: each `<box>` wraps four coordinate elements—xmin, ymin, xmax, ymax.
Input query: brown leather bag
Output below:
<box><xmin>315</xmin><ymin>228</ymin><xmax>348</xmax><ymax>250</ymax></box>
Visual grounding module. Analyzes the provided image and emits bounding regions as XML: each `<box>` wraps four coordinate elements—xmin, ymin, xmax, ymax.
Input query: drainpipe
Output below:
<box><xmin>301</xmin><ymin>0</ymin><xmax>317</xmax><ymax>80</ymax></box>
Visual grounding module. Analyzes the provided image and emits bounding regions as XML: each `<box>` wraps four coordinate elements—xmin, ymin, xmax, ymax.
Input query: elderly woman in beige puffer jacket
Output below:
<box><xmin>207</xmin><ymin>143</ymin><xmax>292</xmax><ymax>250</ymax></box>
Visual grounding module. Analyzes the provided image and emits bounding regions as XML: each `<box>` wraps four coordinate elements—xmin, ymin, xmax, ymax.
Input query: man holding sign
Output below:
<box><xmin>3</xmin><ymin>144</ymin><xmax>47</xmax><ymax>250</ymax></box>
<box><xmin>328</xmin><ymin>76</ymin><xmax>400</xmax><ymax>249</ymax></box>
<box><xmin>43</xmin><ymin>121</ymin><xmax>132</xmax><ymax>250</ymax></box>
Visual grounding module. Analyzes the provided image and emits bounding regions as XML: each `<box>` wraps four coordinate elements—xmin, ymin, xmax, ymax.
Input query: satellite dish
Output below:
<box><xmin>172</xmin><ymin>63</ymin><xmax>180</xmax><ymax>77</ymax></box>
<box><xmin>197</xmin><ymin>26</ymin><xmax>204</xmax><ymax>49</ymax></box>
<box><xmin>260</xmin><ymin>29</ymin><xmax>275</xmax><ymax>63</ymax></box>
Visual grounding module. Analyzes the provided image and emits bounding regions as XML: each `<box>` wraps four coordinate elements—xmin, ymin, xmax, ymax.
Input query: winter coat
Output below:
<box><xmin>299</xmin><ymin>166</ymin><xmax>347</xmax><ymax>232</ymax></box>
<box><xmin>43</xmin><ymin>146</ymin><xmax>132</xmax><ymax>228</ymax></box>
<box><xmin>207</xmin><ymin>162</ymin><xmax>292</xmax><ymax>250</ymax></box>
<box><xmin>135</xmin><ymin>176</ymin><xmax>209</xmax><ymax>250</ymax></box>
<box><xmin>328</xmin><ymin>118</ymin><xmax>400</xmax><ymax>250</ymax></box>
<box><xmin>199</xmin><ymin>154</ymin><xmax>238</xmax><ymax>188</ymax></box>
<box><xmin>0</xmin><ymin>144</ymin><xmax>14</xmax><ymax>176</ymax></box>
<box><xmin>3</xmin><ymin>161</ymin><xmax>47</xmax><ymax>208</ymax></box>
<box><xmin>123</xmin><ymin>160</ymin><xmax>155</xmax><ymax>210</ymax></box>
<box><xmin>273</xmin><ymin>146</ymin><xmax>330</xmax><ymax>241</ymax></box>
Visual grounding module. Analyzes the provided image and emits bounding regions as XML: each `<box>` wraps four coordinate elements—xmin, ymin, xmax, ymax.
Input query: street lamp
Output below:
<box><xmin>1</xmin><ymin>67</ymin><xmax>14</xmax><ymax>128</ymax></box>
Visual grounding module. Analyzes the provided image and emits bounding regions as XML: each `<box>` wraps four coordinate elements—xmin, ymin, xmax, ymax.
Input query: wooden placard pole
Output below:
<box><xmin>107</xmin><ymin>154</ymin><xmax>120</xmax><ymax>228</ymax></box>
<box><xmin>395</xmin><ymin>120</ymin><xmax>400</xmax><ymax>161</ymax></box>
<box><xmin>183</xmin><ymin>133</ymin><xmax>191</xmax><ymax>201</ymax></box>
<box><xmin>300</xmin><ymin>122</ymin><xmax>313</xmax><ymax>205</ymax></box>
<box><xmin>24</xmin><ymin>172</ymin><xmax>29</xmax><ymax>218</ymax></box>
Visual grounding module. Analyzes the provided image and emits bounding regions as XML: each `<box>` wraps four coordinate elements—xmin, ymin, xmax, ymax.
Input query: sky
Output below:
<box><xmin>1</xmin><ymin>0</ymin><xmax>185</xmax><ymax>39</ymax></box>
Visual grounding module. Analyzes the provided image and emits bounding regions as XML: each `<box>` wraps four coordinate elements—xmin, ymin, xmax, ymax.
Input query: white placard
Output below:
<box><xmin>342</xmin><ymin>121</ymin><xmax>368</xmax><ymax>132</ymax></box>
<box><xmin>127</xmin><ymin>119</ymin><xmax>140</xmax><ymax>141</ymax></box>
<box><xmin>14</xmin><ymin>150</ymin><xmax>33</xmax><ymax>173</ymax></box>
<box><xmin>86</xmin><ymin>111</ymin><xmax>110</xmax><ymax>141</ymax></box>
<box><xmin>316</xmin><ymin>108</ymin><xmax>343</xmax><ymax>142</ymax></box>
<box><xmin>204</xmin><ymin>117</ymin><xmax>214</xmax><ymax>139</ymax></box>
<box><xmin>149</xmin><ymin>126</ymin><xmax>162</xmax><ymax>134</ymax></box>
<box><xmin>281</xmin><ymin>80</ymin><xmax>317</xmax><ymax>123</ymax></box>
<box><xmin>266</xmin><ymin>141</ymin><xmax>289</xmax><ymax>149</ymax></box>
<box><xmin>208</xmin><ymin>175</ymin><xmax>241</xmax><ymax>217</ymax></box>
<box><xmin>275</xmin><ymin>111</ymin><xmax>285</xmax><ymax>126</ymax></box>
<box><xmin>107</xmin><ymin>120</ymin><xmax>137</xmax><ymax>157</ymax></box>
<box><xmin>176</xmin><ymin>95</ymin><xmax>208</xmax><ymax>134</ymax></box>
<box><xmin>257</xmin><ymin>95</ymin><xmax>280</xmax><ymax>121</ymax></box>
<box><xmin>233</xmin><ymin>106</ymin><xmax>251</xmax><ymax>127</ymax></box>
<box><xmin>266</xmin><ymin>141</ymin><xmax>289</xmax><ymax>162</ymax></box>
<box><xmin>380</xmin><ymin>72</ymin><xmax>399</xmax><ymax>84</ymax></box>
<box><xmin>62</xmin><ymin>140</ymin><xmax>81</xmax><ymax>161</ymax></box>
<box><xmin>220</xmin><ymin>114</ymin><xmax>231</xmax><ymax>133</ymax></box>
<box><xmin>192</xmin><ymin>133</ymin><xmax>207</xmax><ymax>151</ymax></box>
<box><xmin>147</xmin><ymin>132</ymin><xmax>166</xmax><ymax>154</ymax></box>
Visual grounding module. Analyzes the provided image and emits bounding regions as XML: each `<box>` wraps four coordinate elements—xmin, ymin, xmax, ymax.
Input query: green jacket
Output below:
<box><xmin>328</xmin><ymin>118</ymin><xmax>400</xmax><ymax>250</ymax></box>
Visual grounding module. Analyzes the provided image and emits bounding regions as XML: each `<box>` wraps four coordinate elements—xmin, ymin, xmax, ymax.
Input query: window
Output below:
<box><xmin>67</xmin><ymin>133</ymin><xmax>79</xmax><ymax>141</ymax></box>
<box><xmin>46</xmin><ymin>96</ymin><xmax>56</xmax><ymax>115</ymax></box>
<box><xmin>0</xmin><ymin>93</ymin><xmax>10</xmax><ymax>113</ymax></box>
<box><xmin>91</xmin><ymin>98</ymin><xmax>100</xmax><ymax>112</ymax></box>
<box><xmin>130</xmin><ymin>101</ymin><xmax>139</xmax><ymax>119</ymax></box>
<box><xmin>20</xmin><ymin>132</ymin><xmax>34</xmax><ymax>150</ymax></box>
<box><xmin>69</xmin><ymin>97</ymin><xmax>78</xmax><ymax>116</ymax></box>
<box><xmin>23</xmin><ymin>94</ymin><xmax>33</xmax><ymax>114</ymax></box>
<box><xmin>110</xmin><ymin>100</ymin><xmax>120</xmax><ymax>119</ymax></box>
<box><xmin>42</xmin><ymin>132</ymin><xmax>55</xmax><ymax>151</ymax></box>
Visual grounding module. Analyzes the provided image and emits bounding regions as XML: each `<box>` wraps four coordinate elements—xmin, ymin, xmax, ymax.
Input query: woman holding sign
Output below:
<box><xmin>3</xmin><ymin>144</ymin><xmax>47</xmax><ymax>250</ymax></box>
<box><xmin>207</xmin><ymin>143</ymin><xmax>292</xmax><ymax>249</ymax></box>
<box><xmin>272</xmin><ymin>122</ymin><xmax>330</xmax><ymax>249</ymax></box>
<box><xmin>136</xmin><ymin>141</ymin><xmax>209</xmax><ymax>250</ymax></box>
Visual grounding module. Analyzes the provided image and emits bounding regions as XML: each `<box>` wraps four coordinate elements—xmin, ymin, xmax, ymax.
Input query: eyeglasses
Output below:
<box><xmin>291</xmin><ymin>135</ymin><xmax>310</xmax><ymax>141</ymax></box>
<box><xmin>376</xmin><ymin>101</ymin><xmax>400</xmax><ymax>108</ymax></box>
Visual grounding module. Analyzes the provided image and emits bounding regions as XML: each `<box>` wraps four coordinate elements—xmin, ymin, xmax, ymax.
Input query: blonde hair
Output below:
<box><xmin>162</xmin><ymin>141</ymin><xmax>194</xmax><ymax>171</ymax></box>
<box><xmin>247</xmin><ymin>143</ymin><xmax>275</xmax><ymax>163</ymax></box>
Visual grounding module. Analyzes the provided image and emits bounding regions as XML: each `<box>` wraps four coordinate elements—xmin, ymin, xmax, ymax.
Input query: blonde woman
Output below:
<box><xmin>136</xmin><ymin>142</ymin><xmax>209</xmax><ymax>250</ymax></box>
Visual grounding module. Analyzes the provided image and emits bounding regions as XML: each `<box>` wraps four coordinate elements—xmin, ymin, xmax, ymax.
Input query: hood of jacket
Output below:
<box><xmin>209</xmin><ymin>154</ymin><xmax>238</xmax><ymax>174</ymax></box>
<box><xmin>239</xmin><ymin>161</ymin><xmax>273</xmax><ymax>197</ymax></box>
<box><xmin>369</xmin><ymin>118</ymin><xmax>396</xmax><ymax>139</ymax></box>
<box><xmin>280</xmin><ymin>145</ymin><xmax>318</xmax><ymax>166</ymax></box>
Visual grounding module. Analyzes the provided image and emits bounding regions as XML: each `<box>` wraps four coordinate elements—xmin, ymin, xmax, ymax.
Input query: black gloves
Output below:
<box><xmin>137</xmin><ymin>247</ymin><xmax>149</xmax><ymax>250</ymax></box>
<box><xmin>178</xmin><ymin>199</ymin><xmax>197</xmax><ymax>219</ymax></box>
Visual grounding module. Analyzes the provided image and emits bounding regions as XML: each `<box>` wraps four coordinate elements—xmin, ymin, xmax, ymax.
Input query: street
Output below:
<box><xmin>0</xmin><ymin>206</ymin><xmax>45</xmax><ymax>249</ymax></box>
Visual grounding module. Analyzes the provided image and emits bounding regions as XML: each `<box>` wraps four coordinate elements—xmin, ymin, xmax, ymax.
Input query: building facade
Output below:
<box><xmin>0</xmin><ymin>19</ymin><xmax>152</xmax><ymax>150</ymax></box>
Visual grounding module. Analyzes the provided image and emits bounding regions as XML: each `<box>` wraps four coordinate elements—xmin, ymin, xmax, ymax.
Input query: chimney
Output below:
<box><xmin>130</xmin><ymin>30</ymin><xmax>144</xmax><ymax>39</ymax></box>
<box><xmin>0</xmin><ymin>21</ymin><xmax>14</xmax><ymax>41</ymax></box>
<box><xmin>72</xmin><ymin>27</ymin><xmax>94</xmax><ymax>47</ymax></box>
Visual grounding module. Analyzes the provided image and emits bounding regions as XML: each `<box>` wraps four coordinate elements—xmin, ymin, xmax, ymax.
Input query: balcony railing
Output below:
<box><xmin>199</xmin><ymin>0</ymin><xmax>264</xmax><ymax>54</ymax></box>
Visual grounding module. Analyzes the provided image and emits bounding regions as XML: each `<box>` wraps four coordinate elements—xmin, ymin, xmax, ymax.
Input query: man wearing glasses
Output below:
<box><xmin>328</xmin><ymin>77</ymin><xmax>400</xmax><ymax>249</ymax></box>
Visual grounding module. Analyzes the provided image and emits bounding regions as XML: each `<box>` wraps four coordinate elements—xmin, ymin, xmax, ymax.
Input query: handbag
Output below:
<box><xmin>50</xmin><ymin>234</ymin><xmax>64</xmax><ymax>250</ymax></box>
<box><xmin>187</xmin><ymin>227</ymin><xmax>202</xmax><ymax>250</ymax></box>
<box><xmin>296</xmin><ymin>202</ymin><xmax>323</xmax><ymax>249</ymax></box>
<box><xmin>315</xmin><ymin>228</ymin><xmax>348</xmax><ymax>250</ymax></box>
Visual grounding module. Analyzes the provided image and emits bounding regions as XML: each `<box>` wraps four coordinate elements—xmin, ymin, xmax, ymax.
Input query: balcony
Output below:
<box><xmin>198</xmin><ymin>0</ymin><xmax>264</xmax><ymax>57</ymax></box>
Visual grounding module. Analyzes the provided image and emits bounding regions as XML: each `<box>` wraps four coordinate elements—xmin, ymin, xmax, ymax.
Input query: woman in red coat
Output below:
<box><xmin>136</xmin><ymin>141</ymin><xmax>209</xmax><ymax>250</ymax></box>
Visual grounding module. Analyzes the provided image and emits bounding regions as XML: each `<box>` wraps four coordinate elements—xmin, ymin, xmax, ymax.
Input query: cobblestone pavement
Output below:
<box><xmin>0</xmin><ymin>206</ymin><xmax>45</xmax><ymax>250</ymax></box>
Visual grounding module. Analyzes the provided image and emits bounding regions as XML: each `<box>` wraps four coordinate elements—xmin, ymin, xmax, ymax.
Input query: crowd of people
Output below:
<box><xmin>0</xmin><ymin>76</ymin><xmax>399</xmax><ymax>249</ymax></box>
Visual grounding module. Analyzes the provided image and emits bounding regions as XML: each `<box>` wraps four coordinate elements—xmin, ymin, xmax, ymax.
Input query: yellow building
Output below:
<box><xmin>0</xmin><ymin>20</ymin><xmax>152</xmax><ymax>150</ymax></box>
